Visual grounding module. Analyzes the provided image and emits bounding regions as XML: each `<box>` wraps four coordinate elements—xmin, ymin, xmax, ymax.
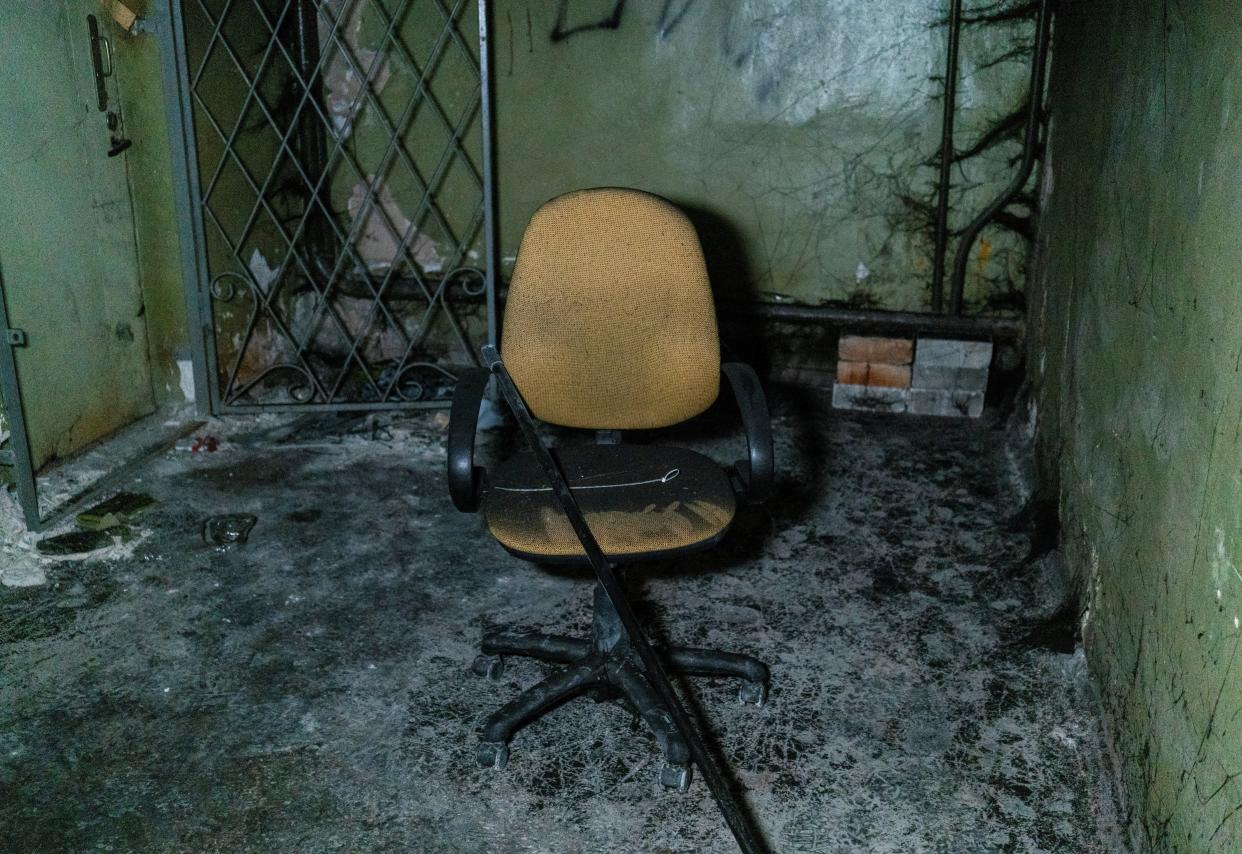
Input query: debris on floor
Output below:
<box><xmin>190</xmin><ymin>434</ymin><xmax>220</xmax><ymax>454</ymax></box>
<box><xmin>35</xmin><ymin>529</ymin><xmax>115</xmax><ymax>556</ymax></box>
<box><xmin>0</xmin><ymin>389</ymin><xmax>1124</xmax><ymax>851</ymax></box>
<box><xmin>202</xmin><ymin>513</ymin><xmax>257</xmax><ymax>549</ymax></box>
<box><xmin>32</xmin><ymin>491</ymin><xmax>156</xmax><ymax>557</ymax></box>
<box><xmin>75</xmin><ymin>491</ymin><xmax>154</xmax><ymax>531</ymax></box>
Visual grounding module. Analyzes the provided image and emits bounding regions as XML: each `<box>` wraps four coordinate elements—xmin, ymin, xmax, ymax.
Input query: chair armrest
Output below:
<box><xmin>722</xmin><ymin>362</ymin><xmax>774</xmax><ymax>503</ymax></box>
<box><xmin>447</xmin><ymin>367</ymin><xmax>491</xmax><ymax>512</ymax></box>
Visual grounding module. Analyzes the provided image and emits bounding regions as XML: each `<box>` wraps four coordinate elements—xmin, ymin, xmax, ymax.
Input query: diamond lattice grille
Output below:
<box><xmin>186</xmin><ymin>0</ymin><xmax>487</xmax><ymax>408</ymax></box>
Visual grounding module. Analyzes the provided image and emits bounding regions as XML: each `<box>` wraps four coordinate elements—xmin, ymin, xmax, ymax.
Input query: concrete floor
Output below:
<box><xmin>0</xmin><ymin>389</ymin><xmax>1123</xmax><ymax>852</ymax></box>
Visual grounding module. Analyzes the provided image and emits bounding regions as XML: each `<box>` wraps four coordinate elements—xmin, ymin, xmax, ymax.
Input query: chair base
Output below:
<box><xmin>470</xmin><ymin>582</ymin><xmax>770</xmax><ymax>790</ymax></box>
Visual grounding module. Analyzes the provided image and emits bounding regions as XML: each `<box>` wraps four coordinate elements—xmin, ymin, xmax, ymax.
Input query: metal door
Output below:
<box><xmin>0</xmin><ymin>2</ymin><xmax>159</xmax><ymax>528</ymax></box>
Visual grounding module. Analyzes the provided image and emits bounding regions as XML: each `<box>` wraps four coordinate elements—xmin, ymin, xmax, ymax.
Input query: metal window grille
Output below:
<box><xmin>160</xmin><ymin>0</ymin><xmax>496</xmax><ymax>413</ymax></box>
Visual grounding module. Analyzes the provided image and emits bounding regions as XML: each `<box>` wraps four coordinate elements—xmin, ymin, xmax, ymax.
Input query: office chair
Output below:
<box><xmin>447</xmin><ymin>187</ymin><xmax>773</xmax><ymax>791</ymax></box>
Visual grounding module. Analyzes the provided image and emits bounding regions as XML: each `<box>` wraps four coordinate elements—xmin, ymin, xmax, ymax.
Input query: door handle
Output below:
<box><xmin>86</xmin><ymin>14</ymin><xmax>132</xmax><ymax>156</ymax></box>
<box><xmin>87</xmin><ymin>14</ymin><xmax>111</xmax><ymax>113</ymax></box>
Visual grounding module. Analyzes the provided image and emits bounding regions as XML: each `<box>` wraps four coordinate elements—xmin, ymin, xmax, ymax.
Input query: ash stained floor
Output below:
<box><xmin>0</xmin><ymin>389</ymin><xmax>1123</xmax><ymax>852</ymax></box>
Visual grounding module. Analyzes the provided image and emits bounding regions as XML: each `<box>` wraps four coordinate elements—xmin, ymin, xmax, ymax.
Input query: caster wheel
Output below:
<box><xmin>471</xmin><ymin>654</ymin><xmax>505</xmax><ymax>681</ymax></box>
<box><xmin>738</xmin><ymin>680</ymin><xmax>768</xmax><ymax>707</ymax></box>
<box><xmin>477</xmin><ymin>741</ymin><xmax>509</xmax><ymax>770</ymax></box>
<box><xmin>659</xmin><ymin>763</ymin><xmax>692</xmax><ymax>792</ymax></box>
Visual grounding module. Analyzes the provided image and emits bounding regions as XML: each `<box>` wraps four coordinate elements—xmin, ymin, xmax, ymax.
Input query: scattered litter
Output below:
<box><xmin>76</xmin><ymin>491</ymin><xmax>154</xmax><ymax>531</ymax></box>
<box><xmin>191</xmin><ymin>435</ymin><xmax>220</xmax><ymax>454</ymax></box>
<box><xmin>36</xmin><ymin>529</ymin><xmax>114</xmax><ymax>556</ymax></box>
<box><xmin>373</xmin><ymin>362</ymin><xmax>455</xmax><ymax>401</ymax></box>
<box><xmin>368</xmin><ymin>418</ymin><xmax>395</xmax><ymax>442</ymax></box>
<box><xmin>32</xmin><ymin>490</ymin><xmax>154</xmax><ymax>558</ymax></box>
<box><xmin>203</xmin><ymin>513</ymin><xmax>257</xmax><ymax>549</ymax></box>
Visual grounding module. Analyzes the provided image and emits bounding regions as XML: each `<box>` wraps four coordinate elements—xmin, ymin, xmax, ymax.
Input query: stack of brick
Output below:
<box><xmin>831</xmin><ymin>335</ymin><xmax>993</xmax><ymax>418</ymax></box>
<box><xmin>832</xmin><ymin>335</ymin><xmax>914</xmax><ymax>413</ymax></box>
<box><xmin>909</xmin><ymin>338</ymin><xmax>992</xmax><ymax>418</ymax></box>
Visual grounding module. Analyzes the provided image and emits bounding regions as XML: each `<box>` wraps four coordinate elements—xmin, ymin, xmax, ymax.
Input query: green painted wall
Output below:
<box><xmin>114</xmin><ymin>1</ymin><xmax>190</xmax><ymax>405</ymax></box>
<box><xmin>1029</xmin><ymin>1</ymin><xmax>1242</xmax><ymax>849</ymax></box>
<box><xmin>490</xmin><ymin>0</ymin><xmax>1037</xmax><ymax>312</ymax></box>
<box><xmin>282</xmin><ymin>0</ymin><xmax>1042</xmax><ymax>314</ymax></box>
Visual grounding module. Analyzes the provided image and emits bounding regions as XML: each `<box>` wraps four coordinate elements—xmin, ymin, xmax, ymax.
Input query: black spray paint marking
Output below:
<box><xmin>550</xmin><ymin>0</ymin><xmax>627</xmax><ymax>43</ymax></box>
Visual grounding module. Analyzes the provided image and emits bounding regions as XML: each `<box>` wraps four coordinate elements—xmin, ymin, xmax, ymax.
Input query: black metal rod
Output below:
<box><xmin>292</xmin><ymin>0</ymin><xmax>333</xmax><ymax>263</ymax></box>
<box><xmin>730</xmin><ymin>302</ymin><xmax>1023</xmax><ymax>339</ymax></box>
<box><xmin>482</xmin><ymin>345</ymin><xmax>769</xmax><ymax>854</ymax></box>
<box><xmin>87</xmin><ymin>15</ymin><xmax>110</xmax><ymax>113</ymax></box>
<box><xmin>949</xmin><ymin>0</ymin><xmax>1053</xmax><ymax>316</ymax></box>
<box><xmin>364</xmin><ymin>277</ymin><xmax>1023</xmax><ymax>339</ymax></box>
<box><xmin>0</xmin><ymin>267</ymin><xmax>40</xmax><ymax>530</ymax></box>
<box><xmin>930</xmin><ymin>0</ymin><xmax>963</xmax><ymax>314</ymax></box>
<box><xmin>478</xmin><ymin>0</ymin><xmax>499</xmax><ymax>349</ymax></box>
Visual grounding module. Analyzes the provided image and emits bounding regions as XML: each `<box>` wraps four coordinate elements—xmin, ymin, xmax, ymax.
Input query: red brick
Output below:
<box><xmin>838</xmin><ymin>335</ymin><xmax>914</xmax><ymax>365</ymax></box>
<box><xmin>836</xmin><ymin>361</ymin><xmax>912</xmax><ymax>388</ymax></box>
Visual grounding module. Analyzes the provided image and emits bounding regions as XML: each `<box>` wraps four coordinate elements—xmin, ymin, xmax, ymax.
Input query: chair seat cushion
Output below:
<box><xmin>482</xmin><ymin>444</ymin><xmax>736</xmax><ymax>562</ymax></box>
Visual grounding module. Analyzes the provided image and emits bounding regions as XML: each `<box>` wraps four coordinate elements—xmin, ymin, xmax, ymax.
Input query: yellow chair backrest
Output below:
<box><xmin>501</xmin><ymin>188</ymin><xmax>720</xmax><ymax>430</ymax></box>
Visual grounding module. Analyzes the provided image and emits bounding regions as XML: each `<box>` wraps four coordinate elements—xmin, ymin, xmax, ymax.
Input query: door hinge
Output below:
<box><xmin>4</xmin><ymin>328</ymin><xmax>27</xmax><ymax>347</ymax></box>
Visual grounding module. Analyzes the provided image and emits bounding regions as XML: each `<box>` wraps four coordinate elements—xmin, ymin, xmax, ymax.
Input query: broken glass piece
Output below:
<box><xmin>202</xmin><ymin>514</ymin><xmax>258</xmax><ymax>549</ymax></box>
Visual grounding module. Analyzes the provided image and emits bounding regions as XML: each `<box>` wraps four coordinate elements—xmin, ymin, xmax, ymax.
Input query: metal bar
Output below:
<box><xmin>87</xmin><ymin>14</ymin><xmax>110</xmax><ymax>113</ymax></box>
<box><xmin>482</xmin><ymin>344</ymin><xmax>769</xmax><ymax>854</ymax></box>
<box><xmin>949</xmin><ymin>0</ymin><xmax>1053</xmax><ymax>316</ymax></box>
<box><xmin>729</xmin><ymin>302</ymin><xmax>1024</xmax><ymax>339</ymax></box>
<box><xmin>231</xmin><ymin>0</ymin><xmax>474</xmax><ymax>392</ymax></box>
<box><xmin>291</xmin><ymin>0</ymin><xmax>334</xmax><ymax>262</ymax></box>
<box><xmin>155</xmin><ymin>0</ymin><xmax>219</xmax><ymax>416</ymax></box>
<box><xmin>218</xmin><ymin>400</ymin><xmax>448</xmax><ymax>414</ymax></box>
<box><xmin>478</xmin><ymin>0</ymin><xmax>498</xmax><ymax>347</ymax></box>
<box><xmin>194</xmin><ymin>0</ymin><xmax>420</xmax><ymax>402</ymax></box>
<box><xmin>929</xmin><ymin>0</ymin><xmax>962</xmax><ymax>314</ymax></box>
<box><xmin>410</xmin><ymin>283</ymin><xmax>1024</xmax><ymax>338</ymax></box>
<box><xmin>0</xmin><ymin>263</ymin><xmax>41</xmax><ymax>531</ymax></box>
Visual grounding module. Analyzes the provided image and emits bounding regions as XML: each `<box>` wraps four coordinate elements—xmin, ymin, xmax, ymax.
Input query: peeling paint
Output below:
<box><xmin>323</xmin><ymin>46</ymin><xmax>391</xmax><ymax>140</ymax></box>
<box><xmin>247</xmin><ymin>249</ymin><xmax>280</xmax><ymax>294</ymax></box>
<box><xmin>346</xmin><ymin>179</ymin><xmax>444</xmax><ymax>273</ymax></box>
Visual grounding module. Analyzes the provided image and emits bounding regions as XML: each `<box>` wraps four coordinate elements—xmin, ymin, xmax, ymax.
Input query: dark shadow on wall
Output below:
<box><xmin>674</xmin><ymin>201</ymin><xmax>766</xmax><ymax>370</ymax></box>
<box><xmin>669</xmin><ymin>201</ymin><xmax>832</xmax><ymax>534</ymax></box>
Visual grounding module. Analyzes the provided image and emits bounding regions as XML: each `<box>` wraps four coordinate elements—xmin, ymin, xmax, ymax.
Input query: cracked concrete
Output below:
<box><xmin>0</xmin><ymin>390</ymin><xmax>1122</xmax><ymax>851</ymax></box>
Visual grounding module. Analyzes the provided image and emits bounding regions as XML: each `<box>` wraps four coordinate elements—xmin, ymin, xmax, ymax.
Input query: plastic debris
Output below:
<box><xmin>76</xmin><ymin>491</ymin><xmax>155</xmax><ymax>531</ymax></box>
<box><xmin>191</xmin><ymin>435</ymin><xmax>220</xmax><ymax>454</ymax></box>
<box><xmin>202</xmin><ymin>513</ymin><xmax>257</xmax><ymax>549</ymax></box>
<box><xmin>36</xmin><ymin>529</ymin><xmax>114</xmax><ymax>556</ymax></box>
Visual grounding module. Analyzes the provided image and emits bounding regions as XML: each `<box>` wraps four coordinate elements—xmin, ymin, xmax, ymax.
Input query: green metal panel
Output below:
<box><xmin>0</xmin><ymin>1</ymin><xmax>155</xmax><ymax>474</ymax></box>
